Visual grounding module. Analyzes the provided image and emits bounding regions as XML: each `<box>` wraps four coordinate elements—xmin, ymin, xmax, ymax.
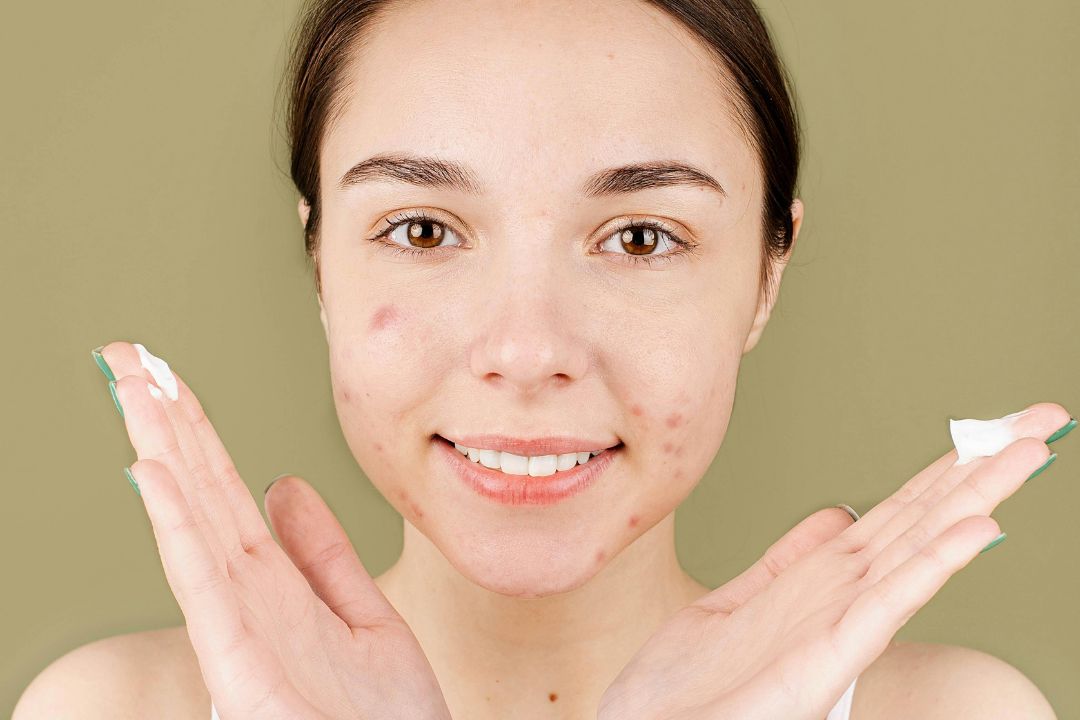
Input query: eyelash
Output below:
<box><xmin>367</xmin><ymin>210</ymin><xmax>696</xmax><ymax>267</ymax></box>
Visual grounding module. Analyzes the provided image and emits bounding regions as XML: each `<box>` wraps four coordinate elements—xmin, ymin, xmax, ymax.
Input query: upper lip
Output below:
<box><xmin>439</xmin><ymin>433</ymin><xmax>622</xmax><ymax>456</ymax></box>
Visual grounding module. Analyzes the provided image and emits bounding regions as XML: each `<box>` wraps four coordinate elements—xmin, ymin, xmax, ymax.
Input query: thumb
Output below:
<box><xmin>264</xmin><ymin>474</ymin><xmax>400</xmax><ymax>630</ymax></box>
<box><xmin>693</xmin><ymin>504</ymin><xmax>858</xmax><ymax>615</ymax></box>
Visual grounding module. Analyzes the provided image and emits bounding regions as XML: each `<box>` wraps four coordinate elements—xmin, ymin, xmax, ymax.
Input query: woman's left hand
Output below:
<box><xmin>597</xmin><ymin>403</ymin><xmax>1067</xmax><ymax>720</ymax></box>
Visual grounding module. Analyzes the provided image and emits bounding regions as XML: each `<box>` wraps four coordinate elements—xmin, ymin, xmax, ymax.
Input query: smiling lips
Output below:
<box><xmin>434</xmin><ymin>435</ymin><xmax>622</xmax><ymax>506</ymax></box>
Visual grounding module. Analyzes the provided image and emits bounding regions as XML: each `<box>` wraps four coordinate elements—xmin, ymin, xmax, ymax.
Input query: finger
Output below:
<box><xmin>692</xmin><ymin>506</ymin><xmax>855</xmax><ymax>615</ymax></box>
<box><xmin>265</xmin><ymin>475</ymin><xmax>401</xmax><ymax>630</ymax></box>
<box><xmin>130</xmin><ymin>459</ymin><xmax>249</xmax><ymax>674</ymax></box>
<box><xmin>114</xmin><ymin>373</ymin><xmax>232</xmax><ymax>576</ymax></box>
<box><xmin>840</xmin><ymin>402</ymin><xmax>1067</xmax><ymax>550</ymax></box>
<box><xmin>831</xmin><ymin>514</ymin><xmax>1001</xmax><ymax>674</ymax></box>
<box><xmin>861</xmin><ymin>436</ymin><xmax>1050</xmax><ymax>585</ymax></box>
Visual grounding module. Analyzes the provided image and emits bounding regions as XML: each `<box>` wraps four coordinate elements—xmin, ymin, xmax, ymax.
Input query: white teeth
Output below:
<box><xmin>452</xmin><ymin>440</ymin><xmax>610</xmax><ymax>476</ymax></box>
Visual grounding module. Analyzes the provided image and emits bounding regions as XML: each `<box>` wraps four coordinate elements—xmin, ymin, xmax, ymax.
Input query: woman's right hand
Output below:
<box><xmin>99</xmin><ymin>341</ymin><xmax>452</xmax><ymax>720</ymax></box>
<box><xmin>597</xmin><ymin>402</ymin><xmax>1071</xmax><ymax>720</ymax></box>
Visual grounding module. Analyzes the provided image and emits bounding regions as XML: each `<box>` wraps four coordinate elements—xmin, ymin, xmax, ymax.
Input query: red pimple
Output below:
<box><xmin>628</xmin><ymin>514</ymin><xmax>640</xmax><ymax>528</ymax></box>
<box><xmin>369</xmin><ymin>303</ymin><xmax>400</xmax><ymax>332</ymax></box>
<box><xmin>630</xmin><ymin>404</ymin><xmax>644</xmax><ymax>416</ymax></box>
<box><xmin>662</xmin><ymin>441</ymin><xmax>674</xmax><ymax>454</ymax></box>
<box><xmin>595</xmin><ymin>549</ymin><xmax>606</xmax><ymax>563</ymax></box>
<box><xmin>665</xmin><ymin>412</ymin><xmax>683</xmax><ymax>428</ymax></box>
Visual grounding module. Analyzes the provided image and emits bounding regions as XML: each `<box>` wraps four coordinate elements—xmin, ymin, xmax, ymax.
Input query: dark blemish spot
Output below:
<box><xmin>665</xmin><ymin>412</ymin><xmax>683</xmax><ymax>429</ymax></box>
<box><xmin>369</xmin><ymin>303</ymin><xmax>399</xmax><ymax>333</ymax></box>
<box><xmin>662</xmin><ymin>441</ymin><xmax>674</xmax><ymax>454</ymax></box>
<box><xmin>630</xmin><ymin>404</ymin><xmax>644</xmax><ymax>416</ymax></box>
<box><xmin>549</xmin><ymin>692</ymin><xmax>559</xmax><ymax>702</ymax></box>
<box><xmin>628</xmin><ymin>514</ymin><xmax>639</xmax><ymax>528</ymax></box>
<box><xmin>409</xmin><ymin>501</ymin><xmax>424</xmax><ymax>519</ymax></box>
<box><xmin>374</xmin><ymin>442</ymin><xmax>383</xmax><ymax>452</ymax></box>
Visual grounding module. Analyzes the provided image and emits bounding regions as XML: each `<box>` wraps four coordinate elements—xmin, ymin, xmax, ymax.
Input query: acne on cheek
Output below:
<box><xmin>369</xmin><ymin>302</ymin><xmax>401</xmax><ymax>333</ymax></box>
<box><xmin>396</xmin><ymin>487</ymin><xmax>425</xmax><ymax>520</ymax></box>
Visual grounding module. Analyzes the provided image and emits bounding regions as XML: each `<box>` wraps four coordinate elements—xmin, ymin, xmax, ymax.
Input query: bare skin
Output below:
<box><xmin>13</xmin><ymin>0</ymin><xmax>1066</xmax><ymax>718</ymax></box>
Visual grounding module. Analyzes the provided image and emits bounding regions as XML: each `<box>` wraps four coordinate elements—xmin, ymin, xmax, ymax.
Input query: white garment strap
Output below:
<box><xmin>825</xmin><ymin>677</ymin><xmax>858</xmax><ymax>720</ymax></box>
<box><xmin>210</xmin><ymin>699</ymin><xmax>220</xmax><ymax>720</ymax></box>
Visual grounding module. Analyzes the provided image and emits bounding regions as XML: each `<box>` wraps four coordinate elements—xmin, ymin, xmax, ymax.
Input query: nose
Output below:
<box><xmin>468</xmin><ymin>247</ymin><xmax>591</xmax><ymax>398</ymax></box>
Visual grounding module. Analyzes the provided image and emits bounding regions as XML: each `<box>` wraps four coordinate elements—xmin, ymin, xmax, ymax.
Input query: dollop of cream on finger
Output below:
<box><xmin>133</xmin><ymin>342</ymin><xmax>179</xmax><ymax>401</ymax></box>
<box><xmin>949</xmin><ymin>408</ymin><xmax>1033</xmax><ymax>465</ymax></box>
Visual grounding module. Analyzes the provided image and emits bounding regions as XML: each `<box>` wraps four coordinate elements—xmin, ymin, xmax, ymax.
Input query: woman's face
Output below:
<box><xmin>310</xmin><ymin>0</ymin><xmax>799</xmax><ymax>596</ymax></box>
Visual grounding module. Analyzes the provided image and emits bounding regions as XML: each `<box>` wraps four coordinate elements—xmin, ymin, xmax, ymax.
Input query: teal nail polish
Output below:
<box><xmin>1047</xmin><ymin>418</ymin><xmax>1076</xmax><ymax>444</ymax></box>
<box><xmin>1024</xmin><ymin>452</ymin><xmax>1057</xmax><ymax>484</ymax></box>
<box><xmin>123</xmin><ymin>466</ymin><xmax>140</xmax><ymax>496</ymax></box>
<box><xmin>108</xmin><ymin>380</ymin><xmax>124</xmax><ymax>418</ymax></box>
<box><xmin>91</xmin><ymin>346</ymin><xmax>116</xmax><ymax>382</ymax></box>
<box><xmin>978</xmin><ymin>532</ymin><xmax>1007</xmax><ymax>554</ymax></box>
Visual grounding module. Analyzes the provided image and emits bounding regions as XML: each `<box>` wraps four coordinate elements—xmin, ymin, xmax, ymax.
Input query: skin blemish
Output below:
<box><xmin>595</xmin><ymin>549</ymin><xmax>606</xmax><ymax>564</ymax></box>
<box><xmin>630</xmin><ymin>403</ymin><xmax>644</xmax><ymax>416</ymax></box>
<box><xmin>374</xmin><ymin>442</ymin><xmax>383</xmax><ymax>452</ymax></box>
<box><xmin>665</xmin><ymin>411</ymin><xmax>683</xmax><ymax>429</ymax></box>
<box><xmin>662</xmin><ymin>441</ymin><xmax>674</xmax><ymax>454</ymax></box>
<box><xmin>409</xmin><ymin>501</ymin><xmax>425</xmax><ymax>519</ymax></box>
<box><xmin>369</xmin><ymin>303</ymin><xmax>400</xmax><ymax>333</ymax></box>
<box><xmin>549</xmin><ymin>692</ymin><xmax>559</xmax><ymax>702</ymax></box>
<box><xmin>628</xmin><ymin>514</ymin><xmax>640</xmax><ymax>528</ymax></box>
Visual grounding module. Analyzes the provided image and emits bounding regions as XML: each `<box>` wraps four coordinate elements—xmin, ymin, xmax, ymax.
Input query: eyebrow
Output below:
<box><xmin>336</xmin><ymin>152</ymin><xmax>727</xmax><ymax>200</ymax></box>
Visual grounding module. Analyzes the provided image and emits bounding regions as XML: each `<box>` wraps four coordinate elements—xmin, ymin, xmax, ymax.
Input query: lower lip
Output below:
<box><xmin>433</xmin><ymin>435</ymin><xmax>621</xmax><ymax>506</ymax></box>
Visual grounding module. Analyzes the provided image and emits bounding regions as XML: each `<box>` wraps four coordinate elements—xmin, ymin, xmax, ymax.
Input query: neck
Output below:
<box><xmin>374</xmin><ymin>512</ymin><xmax>710</xmax><ymax>719</ymax></box>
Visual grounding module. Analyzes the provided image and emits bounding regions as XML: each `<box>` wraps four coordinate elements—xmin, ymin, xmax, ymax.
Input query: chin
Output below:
<box><xmin>438</xmin><ymin>527</ymin><xmax>612</xmax><ymax>599</ymax></box>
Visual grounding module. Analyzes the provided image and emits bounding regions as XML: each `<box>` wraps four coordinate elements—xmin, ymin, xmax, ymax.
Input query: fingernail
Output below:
<box><xmin>108</xmin><ymin>380</ymin><xmax>124</xmax><ymax>418</ymax></box>
<box><xmin>1047</xmin><ymin>418</ymin><xmax>1076</xmax><ymax>444</ymax></box>
<box><xmin>1024</xmin><ymin>452</ymin><xmax>1057</xmax><ymax>484</ymax></box>
<box><xmin>91</xmin><ymin>346</ymin><xmax>116</xmax><ymax>382</ymax></box>
<box><xmin>978</xmin><ymin>532</ymin><xmax>1007</xmax><ymax>554</ymax></box>
<box><xmin>264</xmin><ymin>473</ymin><xmax>291</xmax><ymax>495</ymax></box>
<box><xmin>834</xmin><ymin>503</ymin><xmax>861</xmax><ymax>522</ymax></box>
<box><xmin>123</xmin><ymin>466</ymin><xmax>141</xmax><ymax>496</ymax></box>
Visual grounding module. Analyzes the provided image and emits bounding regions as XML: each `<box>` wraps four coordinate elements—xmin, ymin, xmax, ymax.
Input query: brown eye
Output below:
<box><xmin>597</xmin><ymin>219</ymin><xmax>692</xmax><ymax>267</ymax></box>
<box><xmin>618</xmin><ymin>226</ymin><xmax>660</xmax><ymax>255</ymax></box>
<box><xmin>402</xmin><ymin>218</ymin><xmax>445</xmax><ymax>248</ymax></box>
<box><xmin>371</xmin><ymin>211</ymin><xmax>464</xmax><ymax>255</ymax></box>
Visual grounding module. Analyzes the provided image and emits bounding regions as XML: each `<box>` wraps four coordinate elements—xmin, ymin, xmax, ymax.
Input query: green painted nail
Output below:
<box><xmin>1047</xmin><ymin>418</ymin><xmax>1076</xmax><ymax>444</ymax></box>
<box><xmin>979</xmin><ymin>532</ymin><xmax>1007</xmax><ymax>554</ymax></box>
<box><xmin>1024</xmin><ymin>452</ymin><xmax>1057</xmax><ymax>484</ymax></box>
<box><xmin>91</xmin><ymin>346</ymin><xmax>116</xmax><ymax>382</ymax></box>
<box><xmin>123</xmin><ymin>466</ymin><xmax>140</xmax><ymax>496</ymax></box>
<box><xmin>108</xmin><ymin>380</ymin><xmax>124</xmax><ymax>418</ymax></box>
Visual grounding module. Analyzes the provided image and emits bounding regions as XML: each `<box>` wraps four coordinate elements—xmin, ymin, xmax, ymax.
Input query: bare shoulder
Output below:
<box><xmin>13</xmin><ymin>624</ymin><xmax>209</xmax><ymax>720</ymax></box>
<box><xmin>852</xmin><ymin>639</ymin><xmax>1057</xmax><ymax>720</ymax></box>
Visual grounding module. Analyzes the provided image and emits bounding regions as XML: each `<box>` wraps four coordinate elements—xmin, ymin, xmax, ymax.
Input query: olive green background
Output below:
<box><xmin>2</xmin><ymin>1</ymin><xmax>1077</xmax><ymax>716</ymax></box>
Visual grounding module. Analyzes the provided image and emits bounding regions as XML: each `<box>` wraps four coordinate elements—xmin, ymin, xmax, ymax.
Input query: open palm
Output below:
<box><xmin>97</xmin><ymin>341</ymin><xmax>451</xmax><ymax>720</ymax></box>
<box><xmin>598</xmin><ymin>403</ymin><xmax>1069</xmax><ymax>720</ymax></box>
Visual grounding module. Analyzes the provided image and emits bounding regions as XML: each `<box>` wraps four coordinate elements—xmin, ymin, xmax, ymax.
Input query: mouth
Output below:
<box><xmin>432</xmin><ymin>433</ymin><xmax>624</xmax><ymax>506</ymax></box>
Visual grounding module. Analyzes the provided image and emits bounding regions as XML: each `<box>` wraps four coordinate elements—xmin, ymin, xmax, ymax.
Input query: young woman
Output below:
<box><xmin>15</xmin><ymin>0</ymin><xmax>1072</xmax><ymax>718</ymax></box>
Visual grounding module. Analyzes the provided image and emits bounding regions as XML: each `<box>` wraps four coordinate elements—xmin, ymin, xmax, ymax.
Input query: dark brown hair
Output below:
<box><xmin>283</xmin><ymin>0</ymin><xmax>802</xmax><ymax>308</ymax></box>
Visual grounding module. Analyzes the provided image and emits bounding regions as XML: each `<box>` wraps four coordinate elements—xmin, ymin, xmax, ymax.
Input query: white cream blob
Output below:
<box><xmin>133</xmin><ymin>342</ymin><xmax>179</xmax><ymax>401</ymax></box>
<box><xmin>949</xmin><ymin>408</ymin><xmax>1032</xmax><ymax>465</ymax></box>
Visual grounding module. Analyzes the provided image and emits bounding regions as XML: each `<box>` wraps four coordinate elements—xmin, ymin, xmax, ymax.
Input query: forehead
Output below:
<box><xmin>321</xmin><ymin>0</ymin><xmax>759</xmax><ymax>204</ymax></box>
